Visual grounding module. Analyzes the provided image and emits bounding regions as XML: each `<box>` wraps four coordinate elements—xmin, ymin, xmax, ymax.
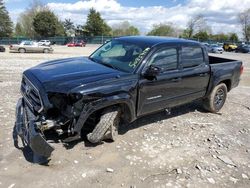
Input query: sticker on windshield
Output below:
<box><xmin>129</xmin><ymin>47</ymin><xmax>150</xmax><ymax>68</ymax></box>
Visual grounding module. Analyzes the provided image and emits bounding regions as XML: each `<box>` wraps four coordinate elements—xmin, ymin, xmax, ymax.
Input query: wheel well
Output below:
<box><xmin>87</xmin><ymin>103</ymin><xmax>132</xmax><ymax>124</ymax></box>
<box><xmin>219</xmin><ymin>79</ymin><xmax>231</xmax><ymax>91</ymax></box>
<box><xmin>81</xmin><ymin>103</ymin><xmax>132</xmax><ymax>134</ymax></box>
<box><xmin>99</xmin><ymin>103</ymin><xmax>132</xmax><ymax>123</ymax></box>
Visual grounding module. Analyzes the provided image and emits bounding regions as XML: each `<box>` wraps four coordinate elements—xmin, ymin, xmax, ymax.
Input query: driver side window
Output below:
<box><xmin>148</xmin><ymin>48</ymin><xmax>178</xmax><ymax>72</ymax></box>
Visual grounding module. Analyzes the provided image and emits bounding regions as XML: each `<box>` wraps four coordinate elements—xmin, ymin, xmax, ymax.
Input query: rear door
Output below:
<box><xmin>137</xmin><ymin>45</ymin><xmax>183</xmax><ymax>116</ymax></box>
<box><xmin>23</xmin><ymin>41</ymin><xmax>33</xmax><ymax>52</ymax></box>
<box><xmin>180</xmin><ymin>45</ymin><xmax>210</xmax><ymax>101</ymax></box>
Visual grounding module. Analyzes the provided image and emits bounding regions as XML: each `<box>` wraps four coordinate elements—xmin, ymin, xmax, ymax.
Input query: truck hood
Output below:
<box><xmin>25</xmin><ymin>57</ymin><xmax>124</xmax><ymax>93</ymax></box>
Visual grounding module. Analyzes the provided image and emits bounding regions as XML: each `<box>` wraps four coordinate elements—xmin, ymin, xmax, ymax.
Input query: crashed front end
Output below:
<box><xmin>14</xmin><ymin>74</ymin><xmax>88</xmax><ymax>160</ymax></box>
<box><xmin>15</xmin><ymin>98</ymin><xmax>54</xmax><ymax>158</ymax></box>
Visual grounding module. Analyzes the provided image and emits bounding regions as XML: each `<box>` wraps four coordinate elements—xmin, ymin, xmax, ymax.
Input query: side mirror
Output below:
<box><xmin>144</xmin><ymin>65</ymin><xmax>161</xmax><ymax>78</ymax></box>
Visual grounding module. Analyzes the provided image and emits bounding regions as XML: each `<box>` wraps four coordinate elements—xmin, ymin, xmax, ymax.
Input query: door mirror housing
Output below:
<box><xmin>144</xmin><ymin>65</ymin><xmax>161</xmax><ymax>78</ymax></box>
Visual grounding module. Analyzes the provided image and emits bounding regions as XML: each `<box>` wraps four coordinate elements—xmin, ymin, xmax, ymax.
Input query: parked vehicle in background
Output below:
<box><xmin>216</xmin><ymin>43</ymin><xmax>223</xmax><ymax>47</ymax></box>
<box><xmin>14</xmin><ymin>36</ymin><xmax>243</xmax><ymax>160</ymax></box>
<box><xmin>9</xmin><ymin>41</ymin><xmax>53</xmax><ymax>53</ymax></box>
<box><xmin>0</xmin><ymin>45</ymin><xmax>5</xmax><ymax>52</ymax></box>
<box><xmin>38</xmin><ymin>40</ymin><xmax>51</xmax><ymax>46</ymax></box>
<box><xmin>223</xmin><ymin>43</ymin><xmax>237</xmax><ymax>52</ymax></box>
<box><xmin>201</xmin><ymin>42</ymin><xmax>210</xmax><ymax>51</ymax></box>
<box><xmin>209</xmin><ymin>44</ymin><xmax>223</xmax><ymax>54</ymax></box>
<box><xmin>235</xmin><ymin>44</ymin><xmax>250</xmax><ymax>53</ymax></box>
<box><xmin>67</xmin><ymin>40</ymin><xmax>86</xmax><ymax>47</ymax></box>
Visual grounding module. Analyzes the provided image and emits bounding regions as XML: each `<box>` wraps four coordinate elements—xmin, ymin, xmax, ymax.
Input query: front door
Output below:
<box><xmin>137</xmin><ymin>46</ymin><xmax>183</xmax><ymax>116</ymax></box>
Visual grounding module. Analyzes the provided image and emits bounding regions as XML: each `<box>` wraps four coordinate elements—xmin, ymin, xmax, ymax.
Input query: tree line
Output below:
<box><xmin>1</xmin><ymin>0</ymin><xmax>250</xmax><ymax>42</ymax></box>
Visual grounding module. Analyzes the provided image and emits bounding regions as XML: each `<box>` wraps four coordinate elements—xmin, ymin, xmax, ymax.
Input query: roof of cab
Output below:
<box><xmin>116</xmin><ymin>36</ymin><xmax>200</xmax><ymax>47</ymax></box>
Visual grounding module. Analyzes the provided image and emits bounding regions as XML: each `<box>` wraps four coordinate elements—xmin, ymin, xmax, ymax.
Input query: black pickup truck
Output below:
<box><xmin>14</xmin><ymin>36</ymin><xmax>243</xmax><ymax>160</ymax></box>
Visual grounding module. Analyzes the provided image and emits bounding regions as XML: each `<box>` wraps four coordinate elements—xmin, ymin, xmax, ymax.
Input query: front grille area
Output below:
<box><xmin>21</xmin><ymin>75</ymin><xmax>43</xmax><ymax>112</ymax></box>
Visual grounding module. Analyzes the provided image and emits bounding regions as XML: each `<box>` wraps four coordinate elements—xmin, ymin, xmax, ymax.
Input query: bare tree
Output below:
<box><xmin>17</xmin><ymin>0</ymin><xmax>47</xmax><ymax>37</ymax></box>
<box><xmin>112</xmin><ymin>21</ymin><xmax>140</xmax><ymax>36</ymax></box>
<box><xmin>186</xmin><ymin>14</ymin><xmax>209</xmax><ymax>38</ymax></box>
<box><xmin>239</xmin><ymin>8</ymin><xmax>250</xmax><ymax>42</ymax></box>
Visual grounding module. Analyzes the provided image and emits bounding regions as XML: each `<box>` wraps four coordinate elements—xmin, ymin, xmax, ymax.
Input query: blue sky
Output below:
<box><xmin>5</xmin><ymin>0</ymin><xmax>184</xmax><ymax>10</ymax></box>
<box><xmin>3</xmin><ymin>0</ymin><xmax>250</xmax><ymax>37</ymax></box>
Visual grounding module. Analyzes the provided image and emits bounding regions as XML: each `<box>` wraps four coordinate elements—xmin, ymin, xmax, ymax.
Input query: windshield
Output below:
<box><xmin>242</xmin><ymin>45</ymin><xmax>250</xmax><ymax>48</ymax></box>
<box><xmin>89</xmin><ymin>40</ymin><xmax>150</xmax><ymax>73</ymax></box>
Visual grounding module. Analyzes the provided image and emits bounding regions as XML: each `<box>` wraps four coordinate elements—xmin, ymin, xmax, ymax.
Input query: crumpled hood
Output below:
<box><xmin>25</xmin><ymin>57</ymin><xmax>123</xmax><ymax>93</ymax></box>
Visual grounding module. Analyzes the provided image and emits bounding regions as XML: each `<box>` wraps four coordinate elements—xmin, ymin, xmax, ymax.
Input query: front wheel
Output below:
<box><xmin>203</xmin><ymin>83</ymin><xmax>227</xmax><ymax>113</ymax></box>
<box><xmin>87</xmin><ymin>108</ymin><xmax>121</xmax><ymax>144</ymax></box>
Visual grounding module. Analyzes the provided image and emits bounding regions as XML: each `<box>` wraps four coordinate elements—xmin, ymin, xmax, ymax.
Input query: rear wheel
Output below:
<box><xmin>18</xmin><ymin>48</ymin><xmax>26</xmax><ymax>53</ymax></box>
<box><xmin>87</xmin><ymin>108</ymin><xmax>121</xmax><ymax>144</ymax></box>
<box><xmin>203</xmin><ymin>83</ymin><xmax>227</xmax><ymax>113</ymax></box>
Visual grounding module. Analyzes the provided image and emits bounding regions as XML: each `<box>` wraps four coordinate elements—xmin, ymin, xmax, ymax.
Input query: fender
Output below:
<box><xmin>73</xmin><ymin>93</ymin><xmax>136</xmax><ymax>134</ymax></box>
<box><xmin>205</xmin><ymin>69</ymin><xmax>232</xmax><ymax>97</ymax></box>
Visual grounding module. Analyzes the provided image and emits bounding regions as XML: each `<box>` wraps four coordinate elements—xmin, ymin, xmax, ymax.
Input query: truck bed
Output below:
<box><xmin>209</xmin><ymin>55</ymin><xmax>238</xmax><ymax>64</ymax></box>
<box><xmin>208</xmin><ymin>55</ymin><xmax>242</xmax><ymax>92</ymax></box>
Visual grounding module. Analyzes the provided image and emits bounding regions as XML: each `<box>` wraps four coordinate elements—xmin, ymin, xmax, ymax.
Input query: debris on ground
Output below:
<box><xmin>217</xmin><ymin>156</ymin><xmax>237</xmax><ymax>167</ymax></box>
<box><xmin>207</xmin><ymin>177</ymin><xmax>215</xmax><ymax>184</ymax></box>
<box><xmin>106</xmin><ymin>168</ymin><xmax>114</xmax><ymax>173</ymax></box>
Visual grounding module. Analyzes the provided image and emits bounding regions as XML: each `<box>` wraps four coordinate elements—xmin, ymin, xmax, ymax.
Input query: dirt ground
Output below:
<box><xmin>0</xmin><ymin>45</ymin><xmax>250</xmax><ymax>188</ymax></box>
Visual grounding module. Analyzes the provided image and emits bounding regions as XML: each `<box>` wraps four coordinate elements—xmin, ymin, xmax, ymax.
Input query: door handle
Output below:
<box><xmin>171</xmin><ymin>77</ymin><xmax>181</xmax><ymax>82</ymax></box>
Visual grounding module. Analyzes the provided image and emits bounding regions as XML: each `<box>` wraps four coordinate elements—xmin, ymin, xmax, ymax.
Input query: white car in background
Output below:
<box><xmin>38</xmin><ymin>40</ymin><xmax>51</xmax><ymax>46</ymax></box>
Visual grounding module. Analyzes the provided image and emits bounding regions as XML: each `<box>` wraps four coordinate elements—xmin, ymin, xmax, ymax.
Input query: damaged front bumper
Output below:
<box><xmin>14</xmin><ymin>98</ymin><xmax>54</xmax><ymax>158</ymax></box>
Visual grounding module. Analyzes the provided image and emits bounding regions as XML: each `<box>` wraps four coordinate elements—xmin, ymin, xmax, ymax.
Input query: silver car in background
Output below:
<box><xmin>209</xmin><ymin>44</ymin><xmax>223</xmax><ymax>54</ymax></box>
<box><xmin>9</xmin><ymin>41</ymin><xmax>53</xmax><ymax>53</ymax></box>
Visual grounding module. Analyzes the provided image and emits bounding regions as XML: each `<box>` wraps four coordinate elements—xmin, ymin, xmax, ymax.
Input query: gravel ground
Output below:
<box><xmin>0</xmin><ymin>46</ymin><xmax>250</xmax><ymax>188</ymax></box>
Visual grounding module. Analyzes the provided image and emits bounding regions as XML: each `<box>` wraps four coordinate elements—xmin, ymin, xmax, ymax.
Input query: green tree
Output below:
<box><xmin>193</xmin><ymin>31</ymin><xmax>209</xmax><ymax>41</ymax></box>
<box><xmin>112</xmin><ymin>21</ymin><xmax>140</xmax><ymax>36</ymax></box>
<box><xmin>180</xmin><ymin>29</ymin><xmax>190</xmax><ymax>38</ymax></box>
<box><xmin>83</xmin><ymin>8</ymin><xmax>111</xmax><ymax>36</ymax></box>
<box><xmin>147</xmin><ymin>23</ymin><xmax>175</xmax><ymax>36</ymax></box>
<box><xmin>210</xmin><ymin>33</ymin><xmax>229</xmax><ymax>42</ymax></box>
<box><xmin>33</xmin><ymin>10</ymin><xmax>65</xmax><ymax>37</ymax></box>
<box><xmin>14</xmin><ymin>23</ymin><xmax>24</xmax><ymax>36</ymax></box>
<box><xmin>229</xmin><ymin>33</ymin><xmax>239</xmax><ymax>42</ymax></box>
<box><xmin>0</xmin><ymin>0</ymin><xmax>13</xmax><ymax>37</ymax></box>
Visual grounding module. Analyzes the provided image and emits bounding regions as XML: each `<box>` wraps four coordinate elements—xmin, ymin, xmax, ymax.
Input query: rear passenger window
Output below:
<box><xmin>182</xmin><ymin>46</ymin><xmax>204</xmax><ymax>68</ymax></box>
<box><xmin>148</xmin><ymin>48</ymin><xmax>178</xmax><ymax>72</ymax></box>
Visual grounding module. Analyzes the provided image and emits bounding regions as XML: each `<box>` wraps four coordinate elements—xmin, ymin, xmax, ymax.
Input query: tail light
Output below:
<box><xmin>240</xmin><ymin>65</ymin><xmax>244</xmax><ymax>75</ymax></box>
<box><xmin>9</xmin><ymin>44</ymin><xmax>13</xmax><ymax>48</ymax></box>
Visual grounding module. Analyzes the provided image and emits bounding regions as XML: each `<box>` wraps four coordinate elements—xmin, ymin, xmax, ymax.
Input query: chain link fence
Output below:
<box><xmin>0</xmin><ymin>36</ymin><xmax>115</xmax><ymax>45</ymax></box>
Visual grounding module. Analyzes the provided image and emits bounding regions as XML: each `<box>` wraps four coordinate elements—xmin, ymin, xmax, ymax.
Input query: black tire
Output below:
<box><xmin>19</xmin><ymin>48</ymin><xmax>26</xmax><ymax>53</ymax></box>
<box><xmin>203</xmin><ymin>83</ymin><xmax>227</xmax><ymax>113</ymax></box>
<box><xmin>43</xmin><ymin>49</ymin><xmax>49</xmax><ymax>53</ymax></box>
<box><xmin>87</xmin><ymin>108</ymin><xmax>120</xmax><ymax>144</ymax></box>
